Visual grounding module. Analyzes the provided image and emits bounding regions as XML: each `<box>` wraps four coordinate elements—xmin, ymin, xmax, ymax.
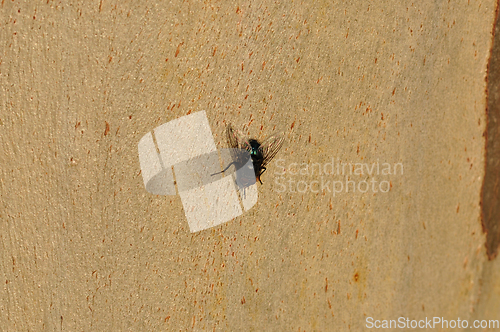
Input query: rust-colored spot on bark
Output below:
<box><xmin>175</xmin><ymin>43</ymin><xmax>182</xmax><ymax>57</ymax></box>
<box><xmin>104</xmin><ymin>122</ymin><xmax>110</xmax><ymax>136</ymax></box>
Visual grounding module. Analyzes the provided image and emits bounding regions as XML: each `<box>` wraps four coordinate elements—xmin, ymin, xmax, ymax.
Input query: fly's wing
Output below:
<box><xmin>224</xmin><ymin>124</ymin><xmax>252</xmax><ymax>172</ymax></box>
<box><xmin>226</xmin><ymin>124</ymin><xmax>251</xmax><ymax>151</ymax></box>
<box><xmin>258</xmin><ymin>132</ymin><xmax>285</xmax><ymax>168</ymax></box>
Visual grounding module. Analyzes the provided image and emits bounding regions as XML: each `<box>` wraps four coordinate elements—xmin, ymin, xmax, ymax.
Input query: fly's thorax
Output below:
<box><xmin>248</xmin><ymin>139</ymin><xmax>262</xmax><ymax>157</ymax></box>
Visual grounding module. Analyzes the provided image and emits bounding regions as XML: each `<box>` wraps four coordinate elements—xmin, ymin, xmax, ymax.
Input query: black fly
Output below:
<box><xmin>226</xmin><ymin>124</ymin><xmax>285</xmax><ymax>184</ymax></box>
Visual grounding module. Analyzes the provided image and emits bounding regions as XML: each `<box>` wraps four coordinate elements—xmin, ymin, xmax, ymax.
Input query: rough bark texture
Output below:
<box><xmin>484</xmin><ymin>3</ymin><xmax>500</xmax><ymax>259</ymax></box>
<box><xmin>1</xmin><ymin>1</ymin><xmax>499</xmax><ymax>330</ymax></box>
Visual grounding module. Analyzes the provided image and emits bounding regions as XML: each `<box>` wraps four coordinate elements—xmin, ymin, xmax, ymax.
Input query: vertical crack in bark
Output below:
<box><xmin>482</xmin><ymin>0</ymin><xmax>500</xmax><ymax>260</ymax></box>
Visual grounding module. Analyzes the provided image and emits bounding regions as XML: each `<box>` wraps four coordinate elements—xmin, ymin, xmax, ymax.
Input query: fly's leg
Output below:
<box><xmin>211</xmin><ymin>161</ymin><xmax>236</xmax><ymax>177</ymax></box>
<box><xmin>259</xmin><ymin>167</ymin><xmax>266</xmax><ymax>184</ymax></box>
